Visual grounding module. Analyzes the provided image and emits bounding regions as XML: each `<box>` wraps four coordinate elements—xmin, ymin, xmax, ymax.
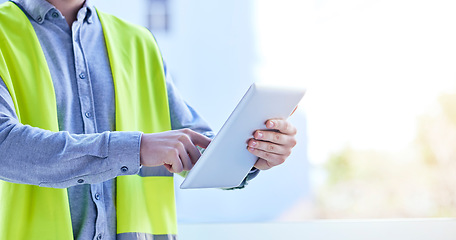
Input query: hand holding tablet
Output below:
<box><xmin>247</xmin><ymin>118</ymin><xmax>298</xmax><ymax>170</ymax></box>
<box><xmin>180</xmin><ymin>83</ymin><xmax>305</xmax><ymax>189</ymax></box>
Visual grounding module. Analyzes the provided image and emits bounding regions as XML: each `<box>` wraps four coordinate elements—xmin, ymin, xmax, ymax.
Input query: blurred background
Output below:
<box><xmin>4</xmin><ymin>0</ymin><xmax>456</xmax><ymax>223</ymax></box>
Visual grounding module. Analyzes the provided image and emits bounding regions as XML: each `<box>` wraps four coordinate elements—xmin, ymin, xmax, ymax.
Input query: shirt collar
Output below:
<box><xmin>12</xmin><ymin>0</ymin><xmax>55</xmax><ymax>24</ymax></box>
<box><xmin>11</xmin><ymin>0</ymin><xmax>94</xmax><ymax>24</ymax></box>
<box><xmin>81</xmin><ymin>0</ymin><xmax>94</xmax><ymax>24</ymax></box>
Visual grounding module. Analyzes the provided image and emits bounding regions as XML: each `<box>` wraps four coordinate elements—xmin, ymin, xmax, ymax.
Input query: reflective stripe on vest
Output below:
<box><xmin>0</xmin><ymin>2</ymin><xmax>177</xmax><ymax>239</ymax></box>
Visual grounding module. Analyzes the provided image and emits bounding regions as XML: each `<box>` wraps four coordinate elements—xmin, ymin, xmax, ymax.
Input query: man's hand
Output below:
<box><xmin>247</xmin><ymin>119</ymin><xmax>297</xmax><ymax>170</ymax></box>
<box><xmin>140</xmin><ymin>129</ymin><xmax>211</xmax><ymax>173</ymax></box>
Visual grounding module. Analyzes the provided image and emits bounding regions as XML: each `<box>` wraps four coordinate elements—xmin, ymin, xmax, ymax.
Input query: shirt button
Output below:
<box><xmin>79</xmin><ymin>73</ymin><xmax>86</xmax><ymax>79</ymax></box>
<box><xmin>97</xmin><ymin>234</ymin><xmax>102</xmax><ymax>240</ymax></box>
<box><xmin>121</xmin><ymin>166</ymin><xmax>128</xmax><ymax>172</ymax></box>
<box><xmin>52</xmin><ymin>12</ymin><xmax>59</xmax><ymax>18</ymax></box>
<box><xmin>37</xmin><ymin>16</ymin><xmax>42</xmax><ymax>22</ymax></box>
<box><xmin>77</xmin><ymin>179</ymin><xmax>84</xmax><ymax>184</ymax></box>
<box><xmin>85</xmin><ymin>112</ymin><xmax>92</xmax><ymax>118</ymax></box>
<box><xmin>94</xmin><ymin>193</ymin><xmax>101</xmax><ymax>200</ymax></box>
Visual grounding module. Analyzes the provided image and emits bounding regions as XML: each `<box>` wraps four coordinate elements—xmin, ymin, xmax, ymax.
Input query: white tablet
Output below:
<box><xmin>180</xmin><ymin>83</ymin><xmax>306</xmax><ymax>189</ymax></box>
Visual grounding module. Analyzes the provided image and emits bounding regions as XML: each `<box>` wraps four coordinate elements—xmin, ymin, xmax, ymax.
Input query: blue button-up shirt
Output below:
<box><xmin>0</xmin><ymin>0</ymin><xmax>214</xmax><ymax>239</ymax></box>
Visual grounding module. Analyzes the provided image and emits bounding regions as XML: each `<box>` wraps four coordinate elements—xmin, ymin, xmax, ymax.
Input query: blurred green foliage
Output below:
<box><xmin>325</xmin><ymin>147</ymin><xmax>353</xmax><ymax>185</ymax></box>
<box><xmin>312</xmin><ymin>91</ymin><xmax>456</xmax><ymax>219</ymax></box>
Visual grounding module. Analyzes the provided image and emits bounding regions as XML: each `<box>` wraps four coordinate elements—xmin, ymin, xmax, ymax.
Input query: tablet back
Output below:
<box><xmin>180</xmin><ymin>83</ymin><xmax>305</xmax><ymax>189</ymax></box>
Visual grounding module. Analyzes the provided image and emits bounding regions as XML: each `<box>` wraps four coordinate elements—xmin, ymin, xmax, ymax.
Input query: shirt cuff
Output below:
<box><xmin>222</xmin><ymin>167</ymin><xmax>260</xmax><ymax>190</ymax></box>
<box><xmin>107</xmin><ymin>131</ymin><xmax>142</xmax><ymax>176</ymax></box>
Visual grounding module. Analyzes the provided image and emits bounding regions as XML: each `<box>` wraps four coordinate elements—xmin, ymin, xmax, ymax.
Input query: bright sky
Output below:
<box><xmin>254</xmin><ymin>0</ymin><xmax>456</xmax><ymax>164</ymax></box>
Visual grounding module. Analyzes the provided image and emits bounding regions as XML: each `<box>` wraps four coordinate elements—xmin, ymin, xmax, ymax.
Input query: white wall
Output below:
<box><xmin>178</xmin><ymin>219</ymin><xmax>456</xmax><ymax>240</ymax></box>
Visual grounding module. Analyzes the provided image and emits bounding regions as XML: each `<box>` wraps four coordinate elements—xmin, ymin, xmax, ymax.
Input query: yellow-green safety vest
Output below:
<box><xmin>0</xmin><ymin>2</ymin><xmax>177</xmax><ymax>239</ymax></box>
